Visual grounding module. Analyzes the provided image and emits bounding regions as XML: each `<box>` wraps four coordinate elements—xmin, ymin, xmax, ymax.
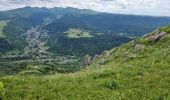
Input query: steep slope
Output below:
<box><xmin>0</xmin><ymin>26</ymin><xmax>170</xmax><ymax>99</ymax></box>
<box><xmin>92</xmin><ymin>25</ymin><xmax>170</xmax><ymax>66</ymax></box>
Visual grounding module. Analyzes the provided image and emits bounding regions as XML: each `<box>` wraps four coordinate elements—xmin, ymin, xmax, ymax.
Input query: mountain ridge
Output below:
<box><xmin>2</xmin><ymin>6</ymin><xmax>170</xmax><ymax>17</ymax></box>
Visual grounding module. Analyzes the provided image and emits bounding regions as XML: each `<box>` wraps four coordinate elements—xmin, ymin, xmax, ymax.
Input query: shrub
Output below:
<box><xmin>0</xmin><ymin>82</ymin><xmax>5</xmax><ymax>97</ymax></box>
<box><xmin>105</xmin><ymin>79</ymin><xmax>118</xmax><ymax>90</ymax></box>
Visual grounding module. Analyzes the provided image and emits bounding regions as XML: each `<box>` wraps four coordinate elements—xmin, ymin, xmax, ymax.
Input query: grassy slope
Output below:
<box><xmin>0</xmin><ymin>21</ymin><xmax>7</xmax><ymax>38</ymax></box>
<box><xmin>0</xmin><ymin>26</ymin><xmax>170</xmax><ymax>100</ymax></box>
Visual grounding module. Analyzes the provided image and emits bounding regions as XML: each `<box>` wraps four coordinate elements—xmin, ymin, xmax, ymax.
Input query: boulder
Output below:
<box><xmin>134</xmin><ymin>44</ymin><xmax>145</xmax><ymax>52</ymax></box>
<box><xmin>83</xmin><ymin>54</ymin><xmax>91</xmax><ymax>66</ymax></box>
<box><xmin>146</xmin><ymin>31</ymin><xmax>167</xmax><ymax>43</ymax></box>
<box><xmin>99</xmin><ymin>58</ymin><xmax>106</xmax><ymax>65</ymax></box>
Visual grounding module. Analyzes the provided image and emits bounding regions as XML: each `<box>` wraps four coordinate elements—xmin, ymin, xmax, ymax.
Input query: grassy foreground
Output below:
<box><xmin>1</xmin><ymin>62</ymin><xmax>170</xmax><ymax>99</ymax></box>
<box><xmin>0</xmin><ymin>26</ymin><xmax>170</xmax><ymax>100</ymax></box>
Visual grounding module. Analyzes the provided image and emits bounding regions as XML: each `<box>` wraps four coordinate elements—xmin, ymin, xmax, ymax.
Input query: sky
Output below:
<box><xmin>0</xmin><ymin>0</ymin><xmax>170</xmax><ymax>16</ymax></box>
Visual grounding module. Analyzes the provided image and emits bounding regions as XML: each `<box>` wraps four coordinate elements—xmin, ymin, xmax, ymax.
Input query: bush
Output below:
<box><xmin>105</xmin><ymin>79</ymin><xmax>118</xmax><ymax>90</ymax></box>
<box><xmin>0</xmin><ymin>82</ymin><xmax>5</xmax><ymax>97</ymax></box>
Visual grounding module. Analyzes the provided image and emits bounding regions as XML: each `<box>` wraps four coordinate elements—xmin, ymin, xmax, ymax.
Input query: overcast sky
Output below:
<box><xmin>0</xmin><ymin>0</ymin><xmax>170</xmax><ymax>16</ymax></box>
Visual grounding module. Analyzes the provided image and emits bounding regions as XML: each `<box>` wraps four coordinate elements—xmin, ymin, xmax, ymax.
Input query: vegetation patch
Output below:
<box><xmin>0</xmin><ymin>21</ymin><xmax>8</xmax><ymax>38</ymax></box>
<box><xmin>0</xmin><ymin>82</ymin><xmax>5</xmax><ymax>98</ymax></box>
<box><xmin>92</xmin><ymin>70</ymin><xmax>115</xmax><ymax>79</ymax></box>
<box><xmin>162</xmin><ymin>25</ymin><xmax>170</xmax><ymax>33</ymax></box>
<box><xmin>105</xmin><ymin>79</ymin><xmax>119</xmax><ymax>90</ymax></box>
<box><xmin>65</xmin><ymin>28</ymin><xmax>93</xmax><ymax>38</ymax></box>
<box><xmin>18</xmin><ymin>70</ymin><xmax>42</xmax><ymax>76</ymax></box>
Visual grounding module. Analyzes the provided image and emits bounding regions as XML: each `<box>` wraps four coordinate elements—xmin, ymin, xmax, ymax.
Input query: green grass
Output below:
<box><xmin>1</xmin><ymin>60</ymin><xmax>170</xmax><ymax>99</ymax></box>
<box><xmin>162</xmin><ymin>25</ymin><xmax>170</xmax><ymax>33</ymax></box>
<box><xmin>65</xmin><ymin>28</ymin><xmax>93</xmax><ymax>38</ymax></box>
<box><xmin>0</xmin><ymin>26</ymin><xmax>170</xmax><ymax>99</ymax></box>
<box><xmin>0</xmin><ymin>21</ymin><xmax>8</xmax><ymax>38</ymax></box>
<box><xmin>0</xmin><ymin>82</ymin><xmax>4</xmax><ymax>97</ymax></box>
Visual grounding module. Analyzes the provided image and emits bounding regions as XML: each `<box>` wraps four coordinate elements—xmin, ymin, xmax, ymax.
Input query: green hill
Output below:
<box><xmin>0</xmin><ymin>26</ymin><xmax>170</xmax><ymax>99</ymax></box>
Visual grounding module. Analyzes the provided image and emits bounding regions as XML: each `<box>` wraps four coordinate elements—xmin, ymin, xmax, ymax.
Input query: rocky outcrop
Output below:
<box><xmin>83</xmin><ymin>54</ymin><xmax>91</xmax><ymax>66</ymax></box>
<box><xmin>146</xmin><ymin>31</ymin><xmax>167</xmax><ymax>43</ymax></box>
<box><xmin>122</xmin><ymin>52</ymin><xmax>137</xmax><ymax>62</ymax></box>
<box><xmin>99</xmin><ymin>58</ymin><xmax>106</xmax><ymax>65</ymax></box>
<box><xmin>92</xmin><ymin>55</ymin><xmax>100</xmax><ymax>62</ymax></box>
<box><xmin>134</xmin><ymin>44</ymin><xmax>145</xmax><ymax>52</ymax></box>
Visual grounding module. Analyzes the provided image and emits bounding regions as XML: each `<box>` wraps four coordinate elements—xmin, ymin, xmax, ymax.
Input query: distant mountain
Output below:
<box><xmin>46</xmin><ymin>13</ymin><xmax>170</xmax><ymax>36</ymax></box>
<box><xmin>0</xmin><ymin>7</ymin><xmax>170</xmax><ymax>56</ymax></box>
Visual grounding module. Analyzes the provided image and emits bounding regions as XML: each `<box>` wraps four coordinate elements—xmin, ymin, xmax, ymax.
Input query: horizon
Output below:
<box><xmin>0</xmin><ymin>0</ymin><xmax>170</xmax><ymax>17</ymax></box>
<box><xmin>1</xmin><ymin>6</ymin><xmax>170</xmax><ymax>18</ymax></box>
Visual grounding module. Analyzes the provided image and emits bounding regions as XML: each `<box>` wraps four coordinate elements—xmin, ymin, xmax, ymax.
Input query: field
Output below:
<box><xmin>0</xmin><ymin>21</ymin><xmax>7</xmax><ymax>38</ymax></box>
<box><xmin>65</xmin><ymin>28</ymin><xmax>93</xmax><ymax>38</ymax></box>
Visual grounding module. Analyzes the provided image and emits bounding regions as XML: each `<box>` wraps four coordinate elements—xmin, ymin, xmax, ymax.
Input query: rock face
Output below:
<box><xmin>146</xmin><ymin>31</ymin><xmax>167</xmax><ymax>43</ymax></box>
<box><xmin>99</xmin><ymin>58</ymin><xmax>106</xmax><ymax>65</ymax></box>
<box><xmin>134</xmin><ymin>44</ymin><xmax>145</xmax><ymax>52</ymax></box>
<box><xmin>83</xmin><ymin>54</ymin><xmax>91</xmax><ymax>66</ymax></box>
<box><xmin>92</xmin><ymin>55</ymin><xmax>100</xmax><ymax>62</ymax></box>
<box><xmin>122</xmin><ymin>51</ymin><xmax>137</xmax><ymax>62</ymax></box>
<box><xmin>92</xmin><ymin>55</ymin><xmax>106</xmax><ymax>65</ymax></box>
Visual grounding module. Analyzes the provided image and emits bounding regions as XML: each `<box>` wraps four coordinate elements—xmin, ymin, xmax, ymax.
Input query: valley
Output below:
<box><xmin>1</xmin><ymin>24</ymin><xmax>170</xmax><ymax>100</ymax></box>
<box><xmin>0</xmin><ymin>6</ymin><xmax>170</xmax><ymax>100</ymax></box>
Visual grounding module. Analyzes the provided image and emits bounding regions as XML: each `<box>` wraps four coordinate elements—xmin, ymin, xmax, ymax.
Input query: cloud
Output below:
<box><xmin>0</xmin><ymin>0</ymin><xmax>170</xmax><ymax>16</ymax></box>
